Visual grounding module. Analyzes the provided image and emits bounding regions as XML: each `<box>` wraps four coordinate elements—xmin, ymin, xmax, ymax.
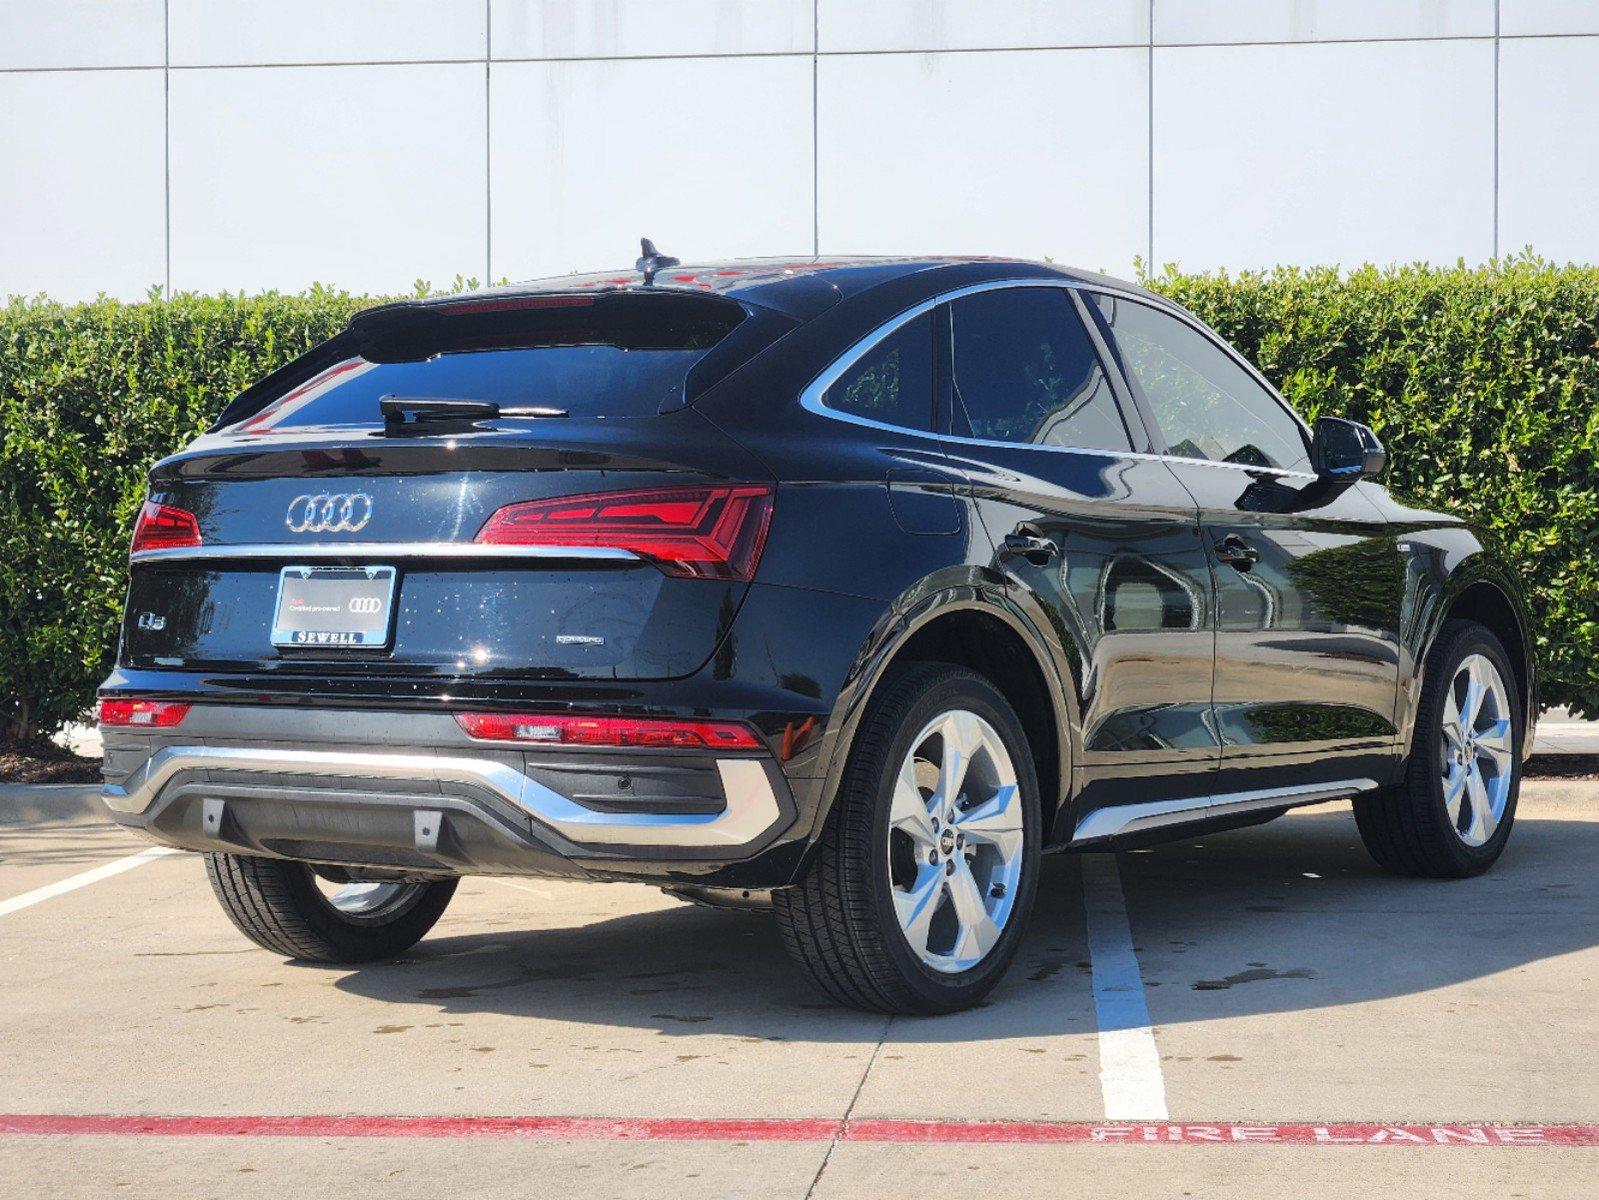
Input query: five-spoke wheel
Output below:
<box><xmin>1355</xmin><ymin>619</ymin><xmax>1522</xmax><ymax>877</ymax></box>
<box><xmin>1439</xmin><ymin>652</ymin><xmax>1516</xmax><ymax>848</ymax></box>
<box><xmin>774</xmin><ymin>663</ymin><xmax>1040</xmax><ymax>1014</ymax></box>
<box><xmin>888</xmin><ymin>710</ymin><xmax>1024</xmax><ymax>973</ymax></box>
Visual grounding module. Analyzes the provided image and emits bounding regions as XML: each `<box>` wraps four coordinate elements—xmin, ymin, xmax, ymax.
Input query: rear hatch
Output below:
<box><xmin>121</xmin><ymin>291</ymin><xmax>781</xmax><ymax>682</ymax></box>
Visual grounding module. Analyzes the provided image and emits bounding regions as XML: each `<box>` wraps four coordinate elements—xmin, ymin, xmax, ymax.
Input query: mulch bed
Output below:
<box><xmin>1523</xmin><ymin>754</ymin><xmax>1599</xmax><ymax>781</ymax></box>
<box><xmin>0</xmin><ymin>749</ymin><xmax>103</xmax><ymax>785</ymax></box>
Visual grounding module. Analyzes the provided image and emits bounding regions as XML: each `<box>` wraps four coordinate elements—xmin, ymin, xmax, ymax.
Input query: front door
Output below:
<box><xmin>1084</xmin><ymin>291</ymin><xmax>1402</xmax><ymax>794</ymax></box>
<box><xmin>934</xmin><ymin>285</ymin><xmax>1218</xmax><ymax>843</ymax></box>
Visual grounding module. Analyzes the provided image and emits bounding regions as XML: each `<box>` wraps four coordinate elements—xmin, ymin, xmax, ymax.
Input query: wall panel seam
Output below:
<box><xmin>1493</xmin><ymin>0</ymin><xmax>1501</xmax><ymax>259</ymax></box>
<box><xmin>485</xmin><ymin>0</ymin><xmax>492</xmax><ymax>284</ymax></box>
<box><xmin>812</xmin><ymin>0</ymin><xmax>820</xmax><ymax>256</ymax></box>
<box><xmin>163</xmin><ymin>0</ymin><xmax>171</xmax><ymax>296</ymax></box>
<box><xmin>14</xmin><ymin>30</ymin><xmax>1599</xmax><ymax>76</ymax></box>
<box><xmin>1147</xmin><ymin>0</ymin><xmax>1154</xmax><ymax>272</ymax></box>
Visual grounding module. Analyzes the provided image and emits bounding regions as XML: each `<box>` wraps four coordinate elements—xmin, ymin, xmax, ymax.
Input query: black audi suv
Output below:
<box><xmin>99</xmin><ymin>253</ymin><xmax>1534</xmax><ymax>1014</ymax></box>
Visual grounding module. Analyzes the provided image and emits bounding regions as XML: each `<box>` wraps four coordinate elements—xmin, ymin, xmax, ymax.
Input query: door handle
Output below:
<box><xmin>1213</xmin><ymin>534</ymin><xmax>1260</xmax><ymax>570</ymax></box>
<box><xmin>1001</xmin><ymin>532</ymin><xmax>1059</xmax><ymax>566</ymax></box>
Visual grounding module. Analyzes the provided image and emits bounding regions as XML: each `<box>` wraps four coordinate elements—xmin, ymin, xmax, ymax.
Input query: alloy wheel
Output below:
<box><xmin>1439</xmin><ymin>653</ymin><xmax>1515</xmax><ymax>847</ymax></box>
<box><xmin>309</xmin><ymin>872</ymin><xmax>428</xmax><ymax>924</ymax></box>
<box><xmin>886</xmin><ymin>709</ymin><xmax>1024</xmax><ymax>973</ymax></box>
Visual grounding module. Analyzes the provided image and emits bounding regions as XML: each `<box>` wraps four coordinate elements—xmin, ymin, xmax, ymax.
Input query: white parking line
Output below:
<box><xmin>1081</xmin><ymin>852</ymin><xmax>1169</xmax><ymax>1121</ymax></box>
<box><xmin>0</xmin><ymin>847</ymin><xmax>178</xmax><ymax>918</ymax></box>
<box><xmin>486</xmin><ymin>877</ymin><xmax>557</xmax><ymax>900</ymax></box>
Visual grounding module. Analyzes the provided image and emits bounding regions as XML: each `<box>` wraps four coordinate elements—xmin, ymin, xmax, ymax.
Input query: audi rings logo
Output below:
<box><xmin>285</xmin><ymin>493</ymin><xmax>373</xmax><ymax>534</ymax></box>
<box><xmin>347</xmin><ymin>596</ymin><xmax>382</xmax><ymax>614</ymax></box>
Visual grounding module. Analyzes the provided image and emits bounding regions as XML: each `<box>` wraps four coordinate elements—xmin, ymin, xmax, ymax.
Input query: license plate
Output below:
<box><xmin>271</xmin><ymin>566</ymin><xmax>397</xmax><ymax>649</ymax></box>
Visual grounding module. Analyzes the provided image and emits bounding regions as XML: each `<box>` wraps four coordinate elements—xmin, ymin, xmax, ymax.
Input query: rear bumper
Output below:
<box><xmin>100</xmin><ymin>706</ymin><xmax>800</xmax><ymax>884</ymax></box>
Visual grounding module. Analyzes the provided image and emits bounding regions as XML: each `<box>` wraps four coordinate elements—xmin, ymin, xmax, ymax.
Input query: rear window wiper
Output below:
<box><xmin>379</xmin><ymin>395</ymin><xmax>569</xmax><ymax>430</ymax></box>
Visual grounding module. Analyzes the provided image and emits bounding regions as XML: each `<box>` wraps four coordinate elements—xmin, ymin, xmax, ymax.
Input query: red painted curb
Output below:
<box><xmin>2</xmin><ymin>1115</ymin><xmax>1597</xmax><ymax>1147</ymax></box>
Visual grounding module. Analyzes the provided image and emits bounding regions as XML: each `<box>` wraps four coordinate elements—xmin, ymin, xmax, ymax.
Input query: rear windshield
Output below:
<box><xmin>227</xmin><ymin>292</ymin><xmax>744</xmax><ymax>434</ymax></box>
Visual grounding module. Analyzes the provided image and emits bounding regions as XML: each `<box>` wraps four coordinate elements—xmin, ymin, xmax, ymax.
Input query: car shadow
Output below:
<box><xmin>1114</xmin><ymin>805</ymin><xmax>1599</xmax><ymax>1028</ymax></box>
<box><xmin>330</xmin><ymin>805</ymin><xmax>1599</xmax><ymax>1042</ymax></box>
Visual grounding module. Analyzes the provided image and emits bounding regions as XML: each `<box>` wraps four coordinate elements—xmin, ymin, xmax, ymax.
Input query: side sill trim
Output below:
<box><xmin>102</xmin><ymin>745</ymin><xmax>781</xmax><ymax>850</ymax></box>
<box><xmin>1070</xmin><ymin>778</ymin><xmax>1380</xmax><ymax>844</ymax></box>
<box><xmin>129</xmin><ymin>543</ymin><xmax>640</xmax><ymax>565</ymax></box>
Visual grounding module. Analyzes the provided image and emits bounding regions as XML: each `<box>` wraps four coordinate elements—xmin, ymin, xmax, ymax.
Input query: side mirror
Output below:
<box><xmin>1312</xmin><ymin>416</ymin><xmax>1387</xmax><ymax>480</ymax></box>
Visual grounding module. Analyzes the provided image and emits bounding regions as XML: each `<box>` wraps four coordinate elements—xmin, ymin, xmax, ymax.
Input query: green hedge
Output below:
<box><xmin>0</xmin><ymin>287</ymin><xmax>382</xmax><ymax>744</ymax></box>
<box><xmin>2</xmin><ymin>259</ymin><xmax>1596</xmax><ymax>745</ymax></box>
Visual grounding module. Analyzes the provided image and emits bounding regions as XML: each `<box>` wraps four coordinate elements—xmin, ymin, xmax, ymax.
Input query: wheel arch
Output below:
<box><xmin>1449</xmin><ymin>580</ymin><xmax>1530</xmax><ymax>691</ymax></box>
<box><xmin>805</xmin><ymin>582</ymin><xmax>1077</xmax><ymax>859</ymax></box>
<box><xmin>1410</xmin><ymin>558</ymin><xmax>1537</xmax><ymax>762</ymax></box>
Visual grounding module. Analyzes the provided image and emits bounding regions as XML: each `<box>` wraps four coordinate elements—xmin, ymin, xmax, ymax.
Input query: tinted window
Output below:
<box><xmin>948</xmin><ymin>288</ymin><xmax>1131</xmax><ymax>452</ymax></box>
<box><xmin>228</xmin><ymin>293</ymin><xmax>742</xmax><ymax>433</ymax></box>
<box><xmin>824</xmin><ymin>312</ymin><xmax>934</xmax><ymax>431</ymax></box>
<box><xmin>1088</xmin><ymin>293</ymin><xmax>1309</xmax><ymax>472</ymax></box>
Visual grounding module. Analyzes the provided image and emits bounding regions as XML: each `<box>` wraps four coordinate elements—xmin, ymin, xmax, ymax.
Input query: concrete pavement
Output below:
<box><xmin>1532</xmin><ymin>708</ymin><xmax>1599</xmax><ymax>755</ymax></box>
<box><xmin>0</xmin><ymin>783</ymin><xmax>1595</xmax><ymax>1198</ymax></box>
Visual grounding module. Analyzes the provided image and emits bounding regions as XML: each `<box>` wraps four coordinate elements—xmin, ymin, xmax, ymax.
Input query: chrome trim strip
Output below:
<box><xmin>797</xmin><ymin>275</ymin><xmax>1317</xmax><ymax>481</ymax></box>
<box><xmin>103</xmin><ymin>745</ymin><xmax>781</xmax><ymax>849</ymax></box>
<box><xmin>1069</xmin><ymin>777</ymin><xmax>1379</xmax><ymax>844</ymax></box>
<box><xmin>798</xmin><ymin>278</ymin><xmax>1057</xmax><ymax>437</ymax></box>
<box><xmin>130</xmin><ymin>543</ymin><xmax>641</xmax><ymax>565</ymax></box>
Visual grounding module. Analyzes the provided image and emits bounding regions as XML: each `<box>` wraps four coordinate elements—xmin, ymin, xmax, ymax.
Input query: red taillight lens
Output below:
<box><xmin>98</xmin><ymin>698</ymin><xmax>191</xmax><ymax>728</ymax></box>
<box><xmin>475</xmin><ymin>484</ymin><xmax>774</xmax><ymax>581</ymax></box>
<box><xmin>455</xmin><ymin>712</ymin><xmax>761</xmax><ymax>750</ymax></box>
<box><xmin>130</xmin><ymin>501</ymin><xmax>202</xmax><ymax>554</ymax></box>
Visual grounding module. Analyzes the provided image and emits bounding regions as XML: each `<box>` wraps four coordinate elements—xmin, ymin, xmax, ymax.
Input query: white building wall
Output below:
<box><xmin>1</xmin><ymin>1</ymin><xmax>1597</xmax><ymax>301</ymax></box>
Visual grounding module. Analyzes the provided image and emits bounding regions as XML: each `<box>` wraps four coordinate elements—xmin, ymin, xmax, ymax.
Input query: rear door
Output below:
<box><xmin>1084</xmin><ymin>291</ymin><xmax>1402</xmax><ymax>792</ymax></box>
<box><xmin>932</xmin><ymin>284</ymin><xmax>1217</xmax><ymax>841</ymax></box>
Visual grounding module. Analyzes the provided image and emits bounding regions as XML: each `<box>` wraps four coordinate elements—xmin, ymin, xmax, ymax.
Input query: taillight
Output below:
<box><xmin>99</xmin><ymin>698</ymin><xmax>191</xmax><ymax>728</ymax></box>
<box><xmin>130</xmin><ymin>501</ymin><xmax>201</xmax><ymax>554</ymax></box>
<box><xmin>475</xmin><ymin>484</ymin><xmax>774</xmax><ymax>581</ymax></box>
<box><xmin>455</xmin><ymin>712</ymin><xmax>760</xmax><ymax>750</ymax></box>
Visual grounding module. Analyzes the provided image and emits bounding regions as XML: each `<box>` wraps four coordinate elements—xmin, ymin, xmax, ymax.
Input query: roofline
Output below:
<box><xmin>379</xmin><ymin>255</ymin><xmax>1166</xmax><ymax>320</ymax></box>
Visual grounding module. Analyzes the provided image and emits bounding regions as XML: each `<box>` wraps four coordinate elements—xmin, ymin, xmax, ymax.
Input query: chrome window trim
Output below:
<box><xmin>130</xmin><ymin>542</ymin><xmax>642</xmax><ymax>565</ymax></box>
<box><xmin>798</xmin><ymin>276</ymin><xmax>1319</xmax><ymax>482</ymax></box>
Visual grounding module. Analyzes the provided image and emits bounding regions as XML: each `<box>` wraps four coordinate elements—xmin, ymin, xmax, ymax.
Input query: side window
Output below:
<box><xmin>947</xmin><ymin>287</ymin><xmax>1132</xmax><ymax>453</ymax></box>
<box><xmin>823</xmin><ymin>311</ymin><xmax>934</xmax><ymax>431</ymax></box>
<box><xmin>1088</xmin><ymin>293</ymin><xmax>1310</xmax><ymax>472</ymax></box>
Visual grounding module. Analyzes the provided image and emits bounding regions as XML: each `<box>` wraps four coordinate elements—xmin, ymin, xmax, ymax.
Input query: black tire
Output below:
<box><xmin>1354</xmin><ymin>619</ymin><xmax>1523</xmax><ymax>878</ymax></box>
<box><xmin>773</xmin><ymin>663</ymin><xmax>1042</xmax><ymax>1014</ymax></box>
<box><xmin>204</xmin><ymin>853</ymin><xmax>458</xmax><ymax>963</ymax></box>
